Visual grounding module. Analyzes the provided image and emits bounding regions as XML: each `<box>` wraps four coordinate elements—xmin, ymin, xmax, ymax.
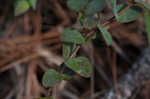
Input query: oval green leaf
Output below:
<box><xmin>98</xmin><ymin>26</ymin><xmax>113</xmax><ymax>46</ymax></box>
<box><xmin>112</xmin><ymin>0</ymin><xmax>118</xmax><ymax>18</ymax></box>
<box><xmin>85</xmin><ymin>0</ymin><xmax>106</xmax><ymax>15</ymax></box>
<box><xmin>67</xmin><ymin>0</ymin><xmax>89</xmax><ymax>11</ymax></box>
<box><xmin>61</xmin><ymin>28</ymin><xmax>85</xmax><ymax>44</ymax></box>
<box><xmin>15</xmin><ymin>0</ymin><xmax>30</xmax><ymax>16</ymax></box>
<box><xmin>65</xmin><ymin>56</ymin><xmax>92</xmax><ymax>77</ymax></box>
<box><xmin>117</xmin><ymin>6</ymin><xmax>142</xmax><ymax>23</ymax></box>
<box><xmin>42</xmin><ymin>69</ymin><xmax>63</xmax><ymax>88</ymax></box>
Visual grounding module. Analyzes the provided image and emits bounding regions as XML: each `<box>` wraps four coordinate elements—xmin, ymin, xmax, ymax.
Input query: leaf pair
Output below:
<box><xmin>61</xmin><ymin>28</ymin><xmax>85</xmax><ymax>59</ymax></box>
<box><xmin>15</xmin><ymin>0</ymin><xmax>37</xmax><ymax>16</ymax></box>
<box><xmin>43</xmin><ymin>28</ymin><xmax>93</xmax><ymax>87</ymax></box>
<box><xmin>42</xmin><ymin>57</ymin><xmax>92</xmax><ymax>88</ymax></box>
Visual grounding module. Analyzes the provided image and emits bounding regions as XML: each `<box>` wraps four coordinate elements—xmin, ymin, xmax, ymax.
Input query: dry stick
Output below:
<box><xmin>25</xmin><ymin>7</ymin><xmax>42</xmax><ymax>99</ymax></box>
<box><xmin>31</xmin><ymin>1</ymin><xmax>42</xmax><ymax>46</ymax></box>
<box><xmin>0</xmin><ymin>30</ymin><xmax>60</xmax><ymax>45</ymax></box>
<box><xmin>24</xmin><ymin>13</ymin><xmax>31</xmax><ymax>33</ymax></box>
<box><xmin>25</xmin><ymin>61</ymin><xmax>35</xmax><ymax>99</ymax></box>
<box><xmin>83</xmin><ymin>41</ymin><xmax>95</xmax><ymax>99</ymax></box>
<box><xmin>0</xmin><ymin>54</ymin><xmax>38</xmax><ymax>72</ymax></box>
<box><xmin>90</xmin><ymin>51</ymin><xmax>95</xmax><ymax>99</ymax></box>
<box><xmin>111</xmin><ymin>51</ymin><xmax>118</xmax><ymax>99</ymax></box>
<box><xmin>99</xmin><ymin>48</ymin><xmax>150</xmax><ymax>99</ymax></box>
<box><xmin>0</xmin><ymin>53</ymin><xmax>19</xmax><ymax>66</ymax></box>
<box><xmin>0</xmin><ymin>43</ymin><xmax>63</xmax><ymax>73</ymax></box>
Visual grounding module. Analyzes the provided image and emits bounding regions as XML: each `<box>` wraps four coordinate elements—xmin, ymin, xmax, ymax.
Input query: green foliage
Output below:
<box><xmin>11</xmin><ymin>0</ymin><xmax>150</xmax><ymax>99</ymax></box>
<box><xmin>65</xmin><ymin>56</ymin><xmax>92</xmax><ymax>77</ymax></box>
<box><xmin>117</xmin><ymin>6</ymin><xmax>142</xmax><ymax>23</ymax></box>
<box><xmin>61</xmin><ymin>28</ymin><xmax>85</xmax><ymax>44</ymax></box>
<box><xmin>98</xmin><ymin>26</ymin><xmax>113</xmax><ymax>46</ymax></box>
<box><xmin>144</xmin><ymin>8</ymin><xmax>150</xmax><ymax>46</ymax></box>
<box><xmin>41</xmin><ymin>1</ymin><xmax>150</xmax><ymax>98</ymax></box>
<box><xmin>67</xmin><ymin>0</ymin><xmax>89</xmax><ymax>11</ymax></box>
<box><xmin>42</xmin><ymin>69</ymin><xmax>63</xmax><ymax>88</ymax></box>
<box><xmin>85</xmin><ymin>0</ymin><xmax>106</xmax><ymax>15</ymax></box>
<box><xmin>15</xmin><ymin>0</ymin><xmax>30</xmax><ymax>16</ymax></box>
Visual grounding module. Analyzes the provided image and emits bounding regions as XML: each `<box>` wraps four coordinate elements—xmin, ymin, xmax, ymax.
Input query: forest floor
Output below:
<box><xmin>0</xmin><ymin>0</ymin><xmax>150</xmax><ymax>99</ymax></box>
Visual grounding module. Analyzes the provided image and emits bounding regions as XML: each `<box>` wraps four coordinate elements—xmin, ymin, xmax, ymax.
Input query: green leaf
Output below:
<box><xmin>42</xmin><ymin>69</ymin><xmax>63</xmax><ymax>88</ymax></box>
<box><xmin>112</xmin><ymin>0</ymin><xmax>118</xmax><ymax>18</ymax></box>
<box><xmin>110</xmin><ymin>1</ymin><xmax>127</xmax><ymax>17</ymax></box>
<box><xmin>83</xmin><ymin>16</ymin><xmax>98</xmax><ymax>29</ymax></box>
<box><xmin>78</xmin><ymin>12</ymin><xmax>85</xmax><ymax>22</ymax></box>
<box><xmin>61</xmin><ymin>28</ymin><xmax>85</xmax><ymax>44</ymax></box>
<box><xmin>67</xmin><ymin>0</ymin><xmax>89</xmax><ymax>11</ymax></box>
<box><xmin>117</xmin><ymin>6</ymin><xmax>142</xmax><ymax>23</ymax></box>
<box><xmin>65</xmin><ymin>56</ymin><xmax>92</xmax><ymax>77</ymax></box>
<box><xmin>15</xmin><ymin>0</ymin><xmax>30</xmax><ymax>16</ymax></box>
<box><xmin>63</xmin><ymin>43</ymin><xmax>76</xmax><ymax>60</ymax></box>
<box><xmin>135</xmin><ymin>0</ymin><xmax>150</xmax><ymax>10</ymax></box>
<box><xmin>28</xmin><ymin>0</ymin><xmax>37</xmax><ymax>9</ymax></box>
<box><xmin>85</xmin><ymin>0</ymin><xmax>106</xmax><ymax>15</ymax></box>
<box><xmin>144</xmin><ymin>9</ymin><xmax>150</xmax><ymax>46</ymax></box>
<box><xmin>98</xmin><ymin>26</ymin><xmax>113</xmax><ymax>46</ymax></box>
<box><xmin>117</xmin><ymin>4</ymin><xmax>127</xmax><ymax>13</ymax></box>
